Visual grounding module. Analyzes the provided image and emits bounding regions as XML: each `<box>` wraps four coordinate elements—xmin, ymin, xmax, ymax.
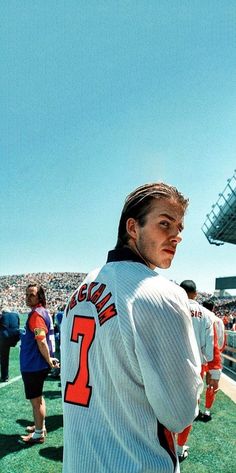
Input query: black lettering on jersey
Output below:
<box><xmin>191</xmin><ymin>310</ymin><xmax>202</xmax><ymax>318</ymax></box>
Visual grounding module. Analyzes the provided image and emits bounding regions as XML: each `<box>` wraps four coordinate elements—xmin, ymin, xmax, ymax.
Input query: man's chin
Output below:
<box><xmin>158</xmin><ymin>259</ymin><xmax>172</xmax><ymax>269</ymax></box>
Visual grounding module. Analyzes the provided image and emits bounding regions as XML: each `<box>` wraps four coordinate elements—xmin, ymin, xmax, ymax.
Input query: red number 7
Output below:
<box><xmin>64</xmin><ymin>315</ymin><xmax>96</xmax><ymax>407</ymax></box>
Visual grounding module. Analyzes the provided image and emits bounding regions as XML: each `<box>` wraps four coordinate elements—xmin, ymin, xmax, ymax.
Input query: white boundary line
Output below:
<box><xmin>0</xmin><ymin>375</ymin><xmax>21</xmax><ymax>389</ymax></box>
<box><xmin>220</xmin><ymin>372</ymin><xmax>236</xmax><ymax>403</ymax></box>
<box><xmin>221</xmin><ymin>372</ymin><xmax>236</xmax><ymax>386</ymax></box>
<box><xmin>1</xmin><ymin>372</ymin><xmax>235</xmax><ymax>403</ymax></box>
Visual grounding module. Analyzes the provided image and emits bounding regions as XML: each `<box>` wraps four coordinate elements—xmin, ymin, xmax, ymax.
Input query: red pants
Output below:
<box><xmin>177</xmin><ymin>425</ymin><xmax>192</xmax><ymax>447</ymax></box>
<box><xmin>177</xmin><ymin>365</ymin><xmax>216</xmax><ymax>447</ymax></box>
<box><xmin>201</xmin><ymin>364</ymin><xmax>217</xmax><ymax>409</ymax></box>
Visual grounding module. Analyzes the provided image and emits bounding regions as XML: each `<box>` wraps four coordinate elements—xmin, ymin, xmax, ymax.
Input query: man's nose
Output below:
<box><xmin>170</xmin><ymin>231</ymin><xmax>182</xmax><ymax>244</ymax></box>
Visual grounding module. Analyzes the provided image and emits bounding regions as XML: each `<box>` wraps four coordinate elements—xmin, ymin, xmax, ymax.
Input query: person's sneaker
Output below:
<box><xmin>26</xmin><ymin>425</ymin><xmax>47</xmax><ymax>436</ymax></box>
<box><xmin>20</xmin><ymin>433</ymin><xmax>45</xmax><ymax>444</ymax></box>
<box><xmin>201</xmin><ymin>413</ymin><xmax>212</xmax><ymax>422</ymax></box>
<box><xmin>178</xmin><ymin>446</ymin><xmax>189</xmax><ymax>463</ymax></box>
<box><xmin>177</xmin><ymin>445</ymin><xmax>189</xmax><ymax>463</ymax></box>
<box><xmin>194</xmin><ymin>410</ymin><xmax>204</xmax><ymax>421</ymax></box>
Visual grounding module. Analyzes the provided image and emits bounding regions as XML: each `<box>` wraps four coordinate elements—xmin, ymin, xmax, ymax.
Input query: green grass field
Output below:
<box><xmin>0</xmin><ymin>345</ymin><xmax>62</xmax><ymax>473</ymax></box>
<box><xmin>0</xmin><ymin>345</ymin><xmax>236</xmax><ymax>473</ymax></box>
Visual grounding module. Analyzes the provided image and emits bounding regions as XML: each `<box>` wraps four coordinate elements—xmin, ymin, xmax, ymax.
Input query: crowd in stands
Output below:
<box><xmin>0</xmin><ymin>272</ymin><xmax>236</xmax><ymax>328</ymax></box>
<box><xmin>211</xmin><ymin>297</ymin><xmax>236</xmax><ymax>329</ymax></box>
<box><xmin>0</xmin><ymin>272</ymin><xmax>86</xmax><ymax>314</ymax></box>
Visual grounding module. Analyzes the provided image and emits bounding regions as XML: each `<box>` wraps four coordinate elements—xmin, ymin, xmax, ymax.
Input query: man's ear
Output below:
<box><xmin>126</xmin><ymin>218</ymin><xmax>138</xmax><ymax>241</ymax></box>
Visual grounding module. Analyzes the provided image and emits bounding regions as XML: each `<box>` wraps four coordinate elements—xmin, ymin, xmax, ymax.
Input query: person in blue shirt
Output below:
<box><xmin>0</xmin><ymin>308</ymin><xmax>20</xmax><ymax>382</ymax></box>
<box><xmin>20</xmin><ymin>283</ymin><xmax>59</xmax><ymax>444</ymax></box>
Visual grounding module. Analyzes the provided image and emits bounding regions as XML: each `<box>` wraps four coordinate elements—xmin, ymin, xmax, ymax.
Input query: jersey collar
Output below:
<box><xmin>106</xmin><ymin>247</ymin><xmax>148</xmax><ymax>266</ymax></box>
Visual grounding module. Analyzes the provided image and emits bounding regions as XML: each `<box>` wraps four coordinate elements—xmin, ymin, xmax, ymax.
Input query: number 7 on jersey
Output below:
<box><xmin>64</xmin><ymin>315</ymin><xmax>96</xmax><ymax>407</ymax></box>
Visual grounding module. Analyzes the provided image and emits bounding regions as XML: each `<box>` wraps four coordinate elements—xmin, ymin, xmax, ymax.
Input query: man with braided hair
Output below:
<box><xmin>61</xmin><ymin>182</ymin><xmax>203</xmax><ymax>473</ymax></box>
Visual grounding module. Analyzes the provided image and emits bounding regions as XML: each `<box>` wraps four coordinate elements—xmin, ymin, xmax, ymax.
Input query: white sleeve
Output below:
<box><xmin>201</xmin><ymin>315</ymin><xmax>214</xmax><ymax>362</ymax></box>
<box><xmin>132</xmin><ymin>289</ymin><xmax>203</xmax><ymax>433</ymax></box>
<box><xmin>216</xmin><ymin>318</ymin><xmax>225</xmax><ymax>350</ymax></box>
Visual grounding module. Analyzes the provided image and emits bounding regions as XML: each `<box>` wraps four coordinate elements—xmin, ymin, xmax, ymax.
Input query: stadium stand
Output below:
<box><xmin>1</xmin><ymin>272</ymin><xmax>235</xmax><ymax>315</ymax></box>
<box><xmin>0</xmin><ymin>272</ymin><xmax>86</xmax><ymax>314</ymax></box>
<box><xmin>202</xmin><ymin>169</ymin><xmax>236</xmax><ymax>246</ymax></box>
<box><xmin>201</xmin><ymin>169</ymin><xmax>236</xmax><ymax>375</ymax></box>
<box><xmin>1</xmin><ymin>272</ymin><xmax>236</xmax><ymax>377</ymax></box>
<box><xmin>222</xmin><ymin>331</ymin><xmax>236</xmax><ymax>375</ymax></box>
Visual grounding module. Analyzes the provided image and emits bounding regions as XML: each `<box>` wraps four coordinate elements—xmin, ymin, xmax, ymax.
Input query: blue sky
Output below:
<box><xmin>0</xmin><ymin>1</ymin><xmax>236</xmax><ymax>294</ymax></box>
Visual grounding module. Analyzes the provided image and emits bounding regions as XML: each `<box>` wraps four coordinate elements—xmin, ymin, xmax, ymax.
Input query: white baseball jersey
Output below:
<box><xmin>188</xmin><ymin>299</ymin><xmax>214</xmax><ymax>364</ymax></box>
<box><xmin>61</xmin><ymin>249</ymin><xmax>203</xmax><ymax>473</ymax></box>
<box><xmin>204</xmin><ymin>308</ymin><xmax>225</xmax><ymax>351</ymax></box>
<box><xmin>188</xmin><ymin>300</ymin><xmax>221</xmax><ymax>379</ymax></box>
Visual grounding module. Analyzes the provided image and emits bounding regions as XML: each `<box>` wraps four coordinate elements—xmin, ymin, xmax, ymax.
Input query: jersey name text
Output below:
<box><xmin>66</xmin><ymin>281</ymin><xmax>117</xmax><ymax>326</ymax></box>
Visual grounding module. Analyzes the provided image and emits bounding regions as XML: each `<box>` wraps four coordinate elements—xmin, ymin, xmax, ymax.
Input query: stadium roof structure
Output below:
<box><xmin>202</xmin><ymin>170</ymin><xmax>236</xmax><ymax>246</ymax></box>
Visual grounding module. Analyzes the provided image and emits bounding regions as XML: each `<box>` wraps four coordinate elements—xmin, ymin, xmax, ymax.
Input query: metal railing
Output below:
<box><xmin>222</xmin><ymin>331</ymin><xmax>236</xmax><ymax>374</ymax></box>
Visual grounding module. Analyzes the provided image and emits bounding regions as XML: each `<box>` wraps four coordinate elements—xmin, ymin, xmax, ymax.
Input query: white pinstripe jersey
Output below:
<box><xmin>61</xmin><ymin>250</ymin><xmax>203</xmax><ymax>473</ymax></box>
<box><xmin>204</xmin><ymin>308</ymin><xmax>225</xmax><ymax>351</ymax></box>
<box><xmin>188</xmin><ymin>299</ymin><xmax>214</xmax><ymax>364</ymax></box>
<box><xmin>188</xmin><ymin>300</ymin><xmax>222</xmax><ymax>379</ymax></box>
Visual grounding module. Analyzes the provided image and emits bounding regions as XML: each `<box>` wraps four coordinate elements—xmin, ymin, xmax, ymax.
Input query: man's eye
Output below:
<box><xmin>160</xmin><ymin>221</ymin><xmax>169</xmax><ymax>227</ymax></box>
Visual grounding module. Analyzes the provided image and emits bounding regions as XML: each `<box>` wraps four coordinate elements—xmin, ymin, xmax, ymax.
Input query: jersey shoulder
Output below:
<box><xmin>135</xmin><ymin>272</ymin><xmax>189</xmax><ymax>312</ymax></box>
